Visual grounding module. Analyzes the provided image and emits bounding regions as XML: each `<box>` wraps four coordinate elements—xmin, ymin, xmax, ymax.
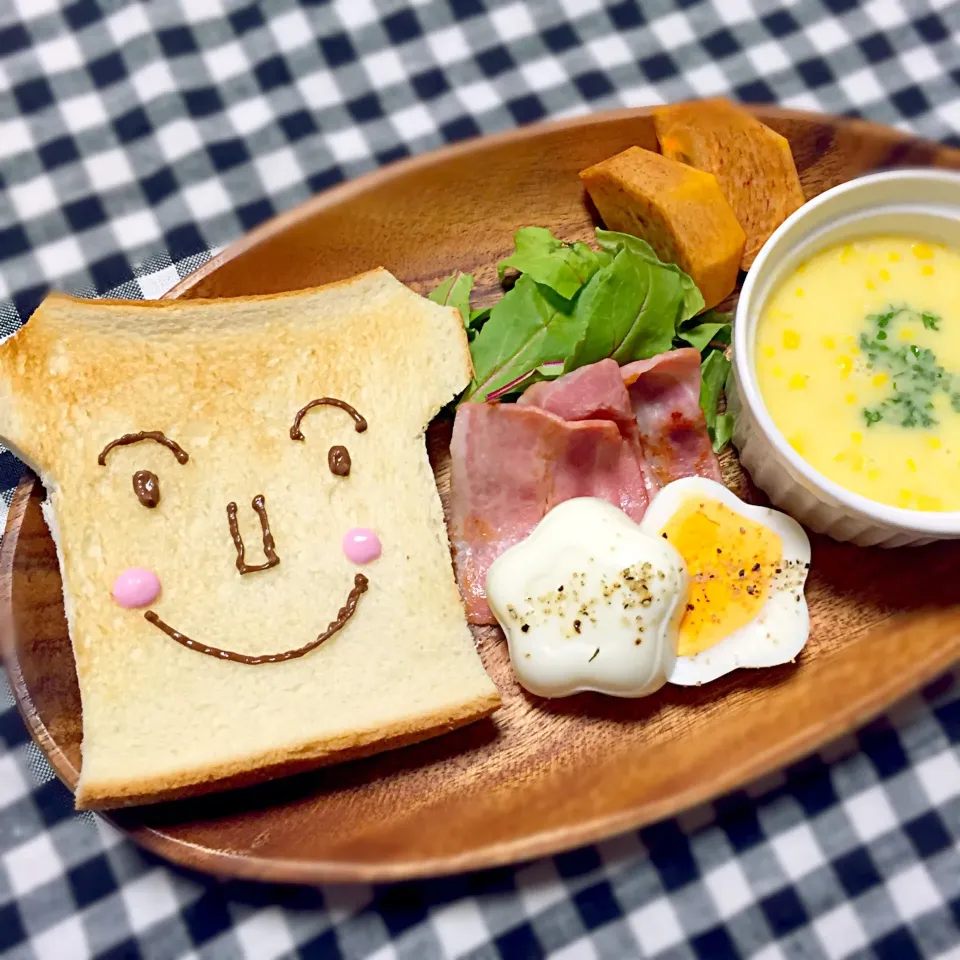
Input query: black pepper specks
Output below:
<box><xmin>573</xmin><ymin>619</ymin><xmax>582</xmax><ymax>634</ymax></box>
<box><xmin>521</xmin><ymin>624</ymin><xmax>530</xmax><ymax>633</ymax></box>
<box><xmin>589</xmin><ymin>648</ymin><xmax>599</xmax><ymax>662</ymax></box>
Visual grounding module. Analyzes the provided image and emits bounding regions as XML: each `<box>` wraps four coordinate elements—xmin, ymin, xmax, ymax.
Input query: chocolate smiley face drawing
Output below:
<box><xmin>101</xmin><ymin>399</ymin><xmax>374</xmax><ymax>667</ymax></box>
<box><xmin>0</xmin><ymin>271</ymin><xmax>499</xmax><ymax>809</ymax></box>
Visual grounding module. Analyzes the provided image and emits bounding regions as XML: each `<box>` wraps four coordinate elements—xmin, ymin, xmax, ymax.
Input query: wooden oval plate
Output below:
<box><xmin>5</xmin><ymin>107</ymin><xmax>960</xmax><ymax>884</ymax></box>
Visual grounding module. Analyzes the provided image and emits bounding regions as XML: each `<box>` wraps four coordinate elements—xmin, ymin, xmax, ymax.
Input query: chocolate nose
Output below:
<box><xmin>227</xmin><ymin>494</ymin><xmax>280</xmax><ymax>575</ymax></box>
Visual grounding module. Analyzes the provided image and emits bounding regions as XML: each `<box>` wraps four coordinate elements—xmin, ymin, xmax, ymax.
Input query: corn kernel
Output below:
<box><xmin>789</xmin><ymin>373</ymin><xmax>807</xmax><ymax>390</ymax></box>
<box><xmin>879</xmin><ymin>268</ymin><xmax>891</xmax><ymax>282</ymax></box>
<box><xmin>899</xmin><ymin>327</ymin><xmax>915</xmax><ymax>341</ymax></box>
<box><xmin>865</xmin><ymin>279</ymin><xmax>876</xmax><ymax>291</ymax></box>
<box><xmin>898</xmin><ymin>489</ymin><xmax>913</xmax><ymax>507</ymax></box>
<box><xmin>821</xmin><ymin>335</ymin><xmax>836</xmax><ymax>349</ymax></box>
<box><xmin>912</xmin><ymin>242</ymin><xmax>934</xmax><ymax>260</ymax></box>
<box><xmin>922</xmin><ymin>264</ymin><xmax>935</xmax><ymax>277</ymax></box>
<box><xmin>845</xmin><ymin>393</ymin><xmax>857</xmax><ymax>404</ymax></box>
<box><xmin>850</xmin><ymin>452</ymin><xmax>864</xmax><ymax>472</ymax></box>
<box><xmin>927</xmin><ymin>436</ymin><xmax>942</xmax><ymax>450</ymax></box>
<box><xmin>789</xmin><ymin>434</ymin><xmax>804</xmax><ymax>454</ymax></box>
<box><xmin>872</xmin><ymin>373</ymin><xmax>889</xmax><ymax>387</ymax></box>
<box><xmin>867</xmin><ymin>468</ymin><xmax>880</xmax><ymax>481</ymax></box>
<box><xmin>783</xmin><ymin>329</ymin><xmax>800</xmax><ymax>349</ymax></box>
<box><xmin>888</xmin><ymin>251</ymin><xmax>901</xmax><ymax>263</ymax></box>
<box><xmin>837</xmin><ymin>355</ymin><xmax>853</xmax><ymax>377</ymax></box>
<box><xmin>761</xmin><ymin>345</ymin><xmax>775</xmax><ymax>358</ymax></box>
<box><xmin>834</xmin><ymin>451</ymin><xmax>846</xmax><ymax>462</ymax></box>
<box><xmin>918</xmin><ymin>494</ymin><xmax>943</xmax><ymax>512</ymax></box>
<box><xmin>907</xmin><ymin>458</ymin><xmax>917</xmax><ymax>472</ymax></box>
<box><xmin>851</xmin><ymin>431</ymin><xmax>863</xmax><ymax>444</ymax></box>
<box><xmin>795</xmin><ymin>288</ymin><xmax>805</xmax><ymax>298</ymax></box>
<box><xmin>840</xmin><ymin>244</ymin><xmax>855</xmax><ymax>264</ymax></box>
<box><xmin>773</xmin><ymin>365</ymin><xmax>784</xmax><ymax>378</ymax></box>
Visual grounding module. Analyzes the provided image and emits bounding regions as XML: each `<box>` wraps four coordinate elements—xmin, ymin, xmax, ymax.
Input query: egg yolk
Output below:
<box><xmin>660</xmin><ymin>500</ymin><xmax>782</xmax><ymax>656</ymax></box>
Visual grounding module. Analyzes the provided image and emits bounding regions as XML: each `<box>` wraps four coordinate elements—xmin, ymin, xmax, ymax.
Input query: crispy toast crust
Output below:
<box><xmin>76</xmin><ymin>691</ymin><xmax>500</xmax><ymax>809</ymax></box>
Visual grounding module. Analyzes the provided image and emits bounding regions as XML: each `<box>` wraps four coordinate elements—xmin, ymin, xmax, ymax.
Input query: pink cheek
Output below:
<box><xmin>112</xmin><ymin>568</ymin><xmax>161</xmax><ymax>608</ymax></box>
<box><xmin>343</xmin><ymin>528</ymin><xmax>381</xmax><ymax>564</ymax></box>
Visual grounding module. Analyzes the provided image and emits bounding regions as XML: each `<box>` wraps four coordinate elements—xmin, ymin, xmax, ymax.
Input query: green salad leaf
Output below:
<box><xmin>497</xmin><ymin>227</ymin><xmax>603</xmax><ymax>300</ymax></box>
<box><xmin>677</xmin><ymin>309</ymin><xmax>732</xmax><ymax>353</ymax></box>
<box><xmin>566</xmin><ymin>248</ymin><xmax>682</xmax><ymax>370</ymax></box>
<box><xmin>440</xmin><ymin>226</ymin><xmax>735</xmax><ymax>443</ymax></box>
<box><xmin>565</xmin><ymin>231</ymin><xmax>705</xmax><ymax>371</ymax></box>
<box><xmin>427</xmin><ymin>271</ymin><xmax>474</xmax><ymax>328</ymax></box>
<box><xmin>596</xmin><ymin>229</ymin><xmax>704</xmax><ymax>322</ymax></box>
<box><xmin>464</xmin><ymin>275</ymin><xmax>582</xmax><ymax>402</ymax></box>
<box><xmin>467</xmin><ymin>306</ymin><xmax>492</xmax><ymax>341</ymax></box>
<box><xmin>700</xmin><ymin>349</ymin><xmax>734</xmax><ymax>452</ymax></box>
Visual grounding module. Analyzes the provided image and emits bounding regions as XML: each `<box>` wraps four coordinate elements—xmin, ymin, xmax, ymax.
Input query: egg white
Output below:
<box><xmin>486</xmin><ymin>497</ymin><xmax>688</xmax><ymax>698</ymax></box>
<box><xmin>639</xmin><ymin>477</ymin><xmax>812</xmax><ymax>686</ymax></box>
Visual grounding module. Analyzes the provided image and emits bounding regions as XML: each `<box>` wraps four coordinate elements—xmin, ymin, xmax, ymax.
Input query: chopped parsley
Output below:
<box><xmin>859</xmin><ymin>305</ymin><xmax>949</xmax><ymax>429</ymax></box>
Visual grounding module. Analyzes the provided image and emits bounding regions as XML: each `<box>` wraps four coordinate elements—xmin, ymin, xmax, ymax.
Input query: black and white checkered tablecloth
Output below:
<box><xmin>2</xmin><ymin>1</ymin><xmax>960</xmax><ymax>958</ymax></box>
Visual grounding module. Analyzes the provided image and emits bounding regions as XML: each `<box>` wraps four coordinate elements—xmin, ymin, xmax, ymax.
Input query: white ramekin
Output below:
<box><xmin>731</xmin><ymin>168</ymin><xmax>960</xmax><ymax>547</ymax></box>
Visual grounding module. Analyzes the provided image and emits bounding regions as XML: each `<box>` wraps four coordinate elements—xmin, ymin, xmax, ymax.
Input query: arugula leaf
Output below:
<box><xmin>455</xmin><ymin>225</ymin><xmax>708</xmax><ymax>407</ymax></box>
<box><xmin>497</xmin><ymin>227</ymin><xmax>602</xmax><ymax>300</ymax></box>
<box><xmin>596</xmin><ymin>229</ymin><xmax>704</xmax><ymax>323</ymax></box>
<box><xmin>677</xmin><ymin>309</ymin><xmax>732</xmax><ymax>353</ymax></box>
<box><xmin>464</xmin><ymin>275</ymin><xmax>584</xmax><ymax>402</ymax></box>
<box><xmin>700</xmin><ymin>349</ymin><xmax>733</xmax><ymax>453</ymax></box>
<box><xmin>466</xmin><ymin>306</ymin><xmax>491</xmax><ymax>342</ymax></box>
<box><xmin>427</xmin><ymin>272</ymin><xmax>474</xmax><ymax>329</ymax></box>
<box><xmin>566</xmin><ymin>245</ymin><xmax>689</xmax><ymax>370</ymax></box>
<box><xmin>712</xmin><ymin>413</ymin><xmax>734</xmax><ymax>450</ymax></box>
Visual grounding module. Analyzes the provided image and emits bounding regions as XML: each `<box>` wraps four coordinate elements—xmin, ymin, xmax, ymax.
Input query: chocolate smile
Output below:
<box><xmin>143</xmin><ymin>573</ymin><xmax>369</xmax><ymax>665</ymax></box>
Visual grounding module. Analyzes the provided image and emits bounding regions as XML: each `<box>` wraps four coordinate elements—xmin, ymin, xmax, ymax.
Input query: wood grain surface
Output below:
<box><xmin>4</xmin><ymin>106</ymin><xmax>960</xmax><ymax>884</ymax></box>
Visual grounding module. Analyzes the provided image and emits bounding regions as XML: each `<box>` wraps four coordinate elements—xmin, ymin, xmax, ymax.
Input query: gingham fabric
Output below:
<box><xmin>1</xmin><ymin>1</ymin><xmax>960</xmax><ymax>958</ymax></box>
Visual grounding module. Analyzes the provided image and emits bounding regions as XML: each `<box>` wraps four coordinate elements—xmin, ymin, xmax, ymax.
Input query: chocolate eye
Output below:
<box><xmin>328</xmin><ymin>445</ymin><xmax>351</xmax><ymax>477</ymax></box>
<box><xmin>132</xmin><ymin>469</ymin><xmax>160</xmax><ymax>508</ymax></box>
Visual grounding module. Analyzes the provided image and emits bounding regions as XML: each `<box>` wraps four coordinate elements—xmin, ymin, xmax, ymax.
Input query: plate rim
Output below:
<box><xmin>162</xmin><ymin>104</ymin><xmax>917</xmax><ymax>302</ymax></box>
<box><xmin>3</xmin><ymin>105</ymin><xmax>960</xmax><ymax>883</ymax></box>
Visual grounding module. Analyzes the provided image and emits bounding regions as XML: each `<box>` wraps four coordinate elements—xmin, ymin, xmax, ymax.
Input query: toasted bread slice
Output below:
<box><xmin>0</xmin><ymin>269</ymin><xmax>500</xmax><ymax>809</ymax></box>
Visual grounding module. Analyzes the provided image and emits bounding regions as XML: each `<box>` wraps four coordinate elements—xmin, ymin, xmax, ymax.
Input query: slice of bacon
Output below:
<box><xmin>448</xmin><ymin>401</ymin><xmax>649</xmax><ymax>623</ymax></box>
<box><xmin>447</xmin><ymin>351</ymin><xmax>721</xmax><ymax>623</ymax></box>
<box><xmin>621</xmin><ymin>347</ymin><xmax>722</xmax><ymax>484</ymax></box>
<box><xmin>520</xmin><ymin>359</ymin><xmax>660</xmax><ymax>498</ymax></box>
